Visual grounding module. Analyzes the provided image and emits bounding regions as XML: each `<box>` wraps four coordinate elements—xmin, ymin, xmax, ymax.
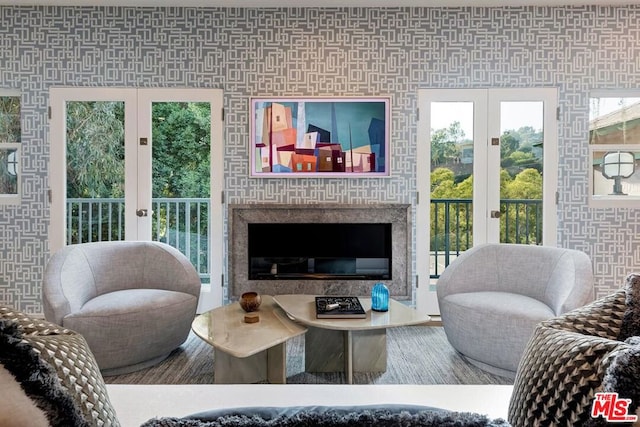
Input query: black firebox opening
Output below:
<box><xmin>248</xmin><ymin>223</ymin><xmax>392</xmax><ymax>280</ymax></box>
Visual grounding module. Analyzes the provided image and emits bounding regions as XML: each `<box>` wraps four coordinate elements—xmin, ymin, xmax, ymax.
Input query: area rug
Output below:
<box><xmin>105</xmin><ymin>325</ymin><xmax>513</xmax><ymax>386</ymax></box>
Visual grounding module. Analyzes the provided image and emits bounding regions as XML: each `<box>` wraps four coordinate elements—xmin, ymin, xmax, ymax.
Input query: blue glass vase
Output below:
<box><xmin>371</xmin><ymin>282</ymin><xmax>389</xmax><ymax>312</ymax></box>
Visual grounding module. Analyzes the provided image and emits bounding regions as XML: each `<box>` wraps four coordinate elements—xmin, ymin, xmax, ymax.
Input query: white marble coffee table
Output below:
<box><xmin>192</xmin><ymin>295</ymin><xmax>307</xmax><ymax>384</ymax></box>
<box><xmin>273</xmin><ymin>294</ymin><xmax>431</xmax><ymax>384</ymax></box>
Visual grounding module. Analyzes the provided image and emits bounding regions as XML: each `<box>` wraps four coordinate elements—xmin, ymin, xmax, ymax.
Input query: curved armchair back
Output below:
<box><xmin>43</xmin><ymin>241</ymin><xmax>201</xmax><ymax>325</ymax></box>
<box><xmin>437</xmin><ymin>243</ymin><xmax>594</xmax><ymax>315</ymax></box>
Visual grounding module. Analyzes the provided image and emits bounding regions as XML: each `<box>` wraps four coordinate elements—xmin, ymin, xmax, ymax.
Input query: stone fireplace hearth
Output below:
<box><xmin>228</xmin><ymin>203</ymin><xmax>411</xmax><ymax>300</ymax></box>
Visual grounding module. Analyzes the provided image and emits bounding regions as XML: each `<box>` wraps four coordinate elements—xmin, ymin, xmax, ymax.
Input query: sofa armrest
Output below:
<box><xmin>543</xmin><ymin>248</ymin><xmax>594</xmax><ymax>315</ymax></box>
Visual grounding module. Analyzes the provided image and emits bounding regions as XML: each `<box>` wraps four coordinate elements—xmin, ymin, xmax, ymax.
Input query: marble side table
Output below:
<box><xmin>192</xmin><ymin>295</ymin><xmax>307</xmax><ymax>384</ymax></box>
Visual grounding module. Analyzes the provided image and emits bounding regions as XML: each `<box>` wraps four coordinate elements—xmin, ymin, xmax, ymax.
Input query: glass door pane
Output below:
<box><xmin>151</xmin><ymin>101</ymin><xmax>211</xmax><ymax>285</ymax></box>
<box><xmin>429</xmin><ymin>101</ymin><xmax>474</xmax><ymax>278</ymax></box>
<box><xmin>65</xmin><ymin>101</ymin><xmax>126</xmax><ymax>244</ymax></box>
<box><xmin>498</xmin><ymin>101</ymin><xmax>544</xmax><ymax>244</ymax></box>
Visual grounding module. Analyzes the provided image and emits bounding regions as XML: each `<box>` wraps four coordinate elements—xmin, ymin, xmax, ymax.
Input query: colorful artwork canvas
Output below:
<box><xmin>250</xmin><ymin>98</ymin><xmax>390</xmax><ymax>177</ymax></box>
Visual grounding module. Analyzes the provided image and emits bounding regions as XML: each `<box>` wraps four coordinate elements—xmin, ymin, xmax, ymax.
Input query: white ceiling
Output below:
<box><xmin>2</xmin><ymin>0</ymin><xmax>640</xmax><ymax>6</ymax></box>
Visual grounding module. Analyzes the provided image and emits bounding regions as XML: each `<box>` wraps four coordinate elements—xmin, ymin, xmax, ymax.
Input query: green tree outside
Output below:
<box><xmin>151</xmin><ymin>102</ymin><xmax>211</xmax><ymax>199</ymax></box>
<box><xmin>430</xmin><ymin>124</ymin><xmax>543</xmax><ymax>250</ymax></box>
<box><xmin>151</xmin><ymin>102</ymin><xmax>211</xmax><ymax>274</ymax></box>
<box><xmin>65</xmin><ymin>101</ymin><xmax>211</xmax><ymax>200</ymax></box>
<box><xmin>64</xmin><ymin>100</ymin><xmax>212</xmax><ymax>267</ymax></box>
<box><xmin>66</xmin><ymin>101</ymin><xmax>125</xmax><ymax>199</ymax></box>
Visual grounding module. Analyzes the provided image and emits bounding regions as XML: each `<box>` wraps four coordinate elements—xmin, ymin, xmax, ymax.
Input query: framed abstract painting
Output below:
<box><xmin>250</xmin><ymin>97</ymin><xmax>390</xmax><ymax>177</ymax></box>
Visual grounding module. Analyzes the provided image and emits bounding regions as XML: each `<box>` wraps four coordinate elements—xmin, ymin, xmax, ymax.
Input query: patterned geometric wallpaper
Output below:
<box><xmin>0</xmin><ymin>6</ymin><xmax>639</xmax><ymax>313</ymax></box>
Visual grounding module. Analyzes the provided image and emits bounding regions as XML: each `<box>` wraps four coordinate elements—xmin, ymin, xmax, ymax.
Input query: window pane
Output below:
<box><xmin>590</xmin><ymin>96</ymin><xmax>640</xmax><ymax>200</ymax></box>
<box><xmin>0</xmin><ymin>96</ymin><xmax>20</xmax><ymax>199</ymax></box>
<box><xmin>429</xmin><ymin>101</ymin><xmax>474</xmax><ymax>278</ymax></box>
<box><xmin>590</xmin><ymin>97</ymin><xmax>640</xmax><ymax>145</ymax></box>
<box><xmin>65</xmin><ymin>101</ymin><xmax>126</xmax><ymax>243</ymax></box>
<box><xmin>592</xmin><ymin>150</ymin><xmax>640</xmax><ymax>197</ymax></box>
<box><xmin>499</xmin><ymin>101</ymin><xmax>543</xmax><ymax>244</ymax></box>
<box><xmin>0</xmin><ymin>96</ymin><xmax>20</xmax><ymax>143</ymax></box>
<box><xmin>0</xmin><ymin>148</ymin><xmax>18</xmax><ymax>195</ymax></box>
<box><xmin>151</xmin><ymin>101</ymin><xmax>211</xmax><ymax>283</ymax></box>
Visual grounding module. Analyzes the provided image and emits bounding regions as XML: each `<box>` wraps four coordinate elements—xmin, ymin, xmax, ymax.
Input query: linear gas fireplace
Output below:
<box><xmin>248</xmin><ymin>223</ymin><xmax>392</xmax><ymax>280</ymax></box>
<box><xmin>228</xmin><ymin>204</ymin><xmax>410</xmax><ymax>300</ymax></box>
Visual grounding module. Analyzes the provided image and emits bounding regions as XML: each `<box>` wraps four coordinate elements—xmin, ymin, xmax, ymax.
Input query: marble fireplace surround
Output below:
<box><xmin>228</xmin><ymin>203</ymin><xmax>411</xmax><ymax>301</ymax></box>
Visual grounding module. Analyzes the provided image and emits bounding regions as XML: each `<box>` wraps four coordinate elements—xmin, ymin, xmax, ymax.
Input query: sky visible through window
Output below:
<box><xmin>430</xmin><ymin>101</ymin><xmax>544</xmax><ymax>139</ymax></box>
<box><xmin>589</xmin><ymin>97</ymin><xmax>640</xmax><ymax>121</ymax></box>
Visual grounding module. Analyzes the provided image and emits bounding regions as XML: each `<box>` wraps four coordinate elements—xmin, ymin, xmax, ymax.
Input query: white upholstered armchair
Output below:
<box><xmin>437</xmin><ymin>243</ymin><xmax>595</xmax><ymax>379</ymax></box>
<box><xmin>43</xmin><ymin>241</ymin><xmax>201</xmax><ymax>376</ymax></box>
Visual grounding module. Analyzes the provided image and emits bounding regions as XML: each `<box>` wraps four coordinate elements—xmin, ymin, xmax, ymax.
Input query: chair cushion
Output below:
<box><xmin>63</xmin><ymin>289</ymin><xmax>197</xmax><ymax>371</ymax></box>
<box><xmin>65</xmin><ymin>288</ymin><xmax>195</xmax><ymax>319</ymax></box>
<box><xmin>441</xmin><ymin>291</ymin><xmax>554</xmax><ymax>373</ymax></box>
<box><xmin>0</xmin><ymin>306</ymin><xmax>120</xmax><ymax>427</ymax></box>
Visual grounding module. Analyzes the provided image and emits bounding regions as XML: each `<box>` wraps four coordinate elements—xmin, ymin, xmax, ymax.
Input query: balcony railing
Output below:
<box><xmin>430</xmin><ymin>198</ymin><xmax>542</xmax><ymax>279</ymax></box>
<box><xmin>67</xmin><ymin>198</ymin><xmax>210</xmax><ymax>283</ymax></box>
<box><xmin>66</xmin><ymin>197</ymin><xmax>541</xmax><ymax>284</ymax></box>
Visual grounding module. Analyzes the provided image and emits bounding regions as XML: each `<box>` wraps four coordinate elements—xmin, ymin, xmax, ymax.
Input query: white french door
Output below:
<box><xmin>416</xmin><ymin>88</ymin><xmax>558</xmax><ymax>315</ymax></box>
<box><xmin>49</xmin><ymin>88</ymin><xmax>224</xmax><ymax>311</ymax></box>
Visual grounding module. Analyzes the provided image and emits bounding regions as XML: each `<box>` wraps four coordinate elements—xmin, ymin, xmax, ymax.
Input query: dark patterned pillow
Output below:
<box><xmin>0</xmin><ymin>306</ymin><xmax>120</xmax><ymax>427</ymax></box>
<box><xmin>619</xmin><ymin>273</ymin><xmax>640</xmax><ymax>341</ymax></box>
<box><xmin>0</xmin><ymin>319</ymin><xmax>88</xmax><ymax>427</ymax></box>
<box><xmin>596</xmin><ymin>336</ymin><xmax>640</xmax><ymax>426</ymax></box>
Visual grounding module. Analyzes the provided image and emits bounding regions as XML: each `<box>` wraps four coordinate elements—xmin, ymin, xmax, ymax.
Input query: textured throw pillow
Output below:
<box><xmin>0</xmin><ymin>306</ymin><xmax>120</xmax><ymax>427</ymax></box>
<box><xmin>619</xmin><ymin>273</ymin><xmax>640</xmax><ymax>341</ymax></box>
<box><xmin>598</xmin><ymin>336</ymin><xmax>640</xmax><ymax>426</ymax></box>
<box><xmin>588</xmin><ymin>272</ymin><xmax>640</xmax><ymax>427</ymax></box>
<box><xmin>0</xmin><ymin>319</ymin><xmax>89</xmax><ymax>427</ymax></box>
<box><xmin>0</xmin><ymin>362</ymin><xmax>50</xmax><ymax>427</ymax></box>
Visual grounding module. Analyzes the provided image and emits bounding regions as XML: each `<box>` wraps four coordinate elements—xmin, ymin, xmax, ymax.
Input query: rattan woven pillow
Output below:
<box><xmin>0</xmin><ymin>306</ymin><xmax>120</xmax><ymax>427</ymax></box>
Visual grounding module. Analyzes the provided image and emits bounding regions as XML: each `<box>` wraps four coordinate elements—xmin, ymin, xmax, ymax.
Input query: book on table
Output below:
<box><xmin>315</xmin><ymin>296</ymin><xmax>367</xmax><ymax>319</ymax></box>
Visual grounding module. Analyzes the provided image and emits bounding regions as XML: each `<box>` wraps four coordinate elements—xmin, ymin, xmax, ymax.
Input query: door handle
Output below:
<box><xmin>136</xmin><ymin>209</ymin><xmax>149</xmax><ymax>217</ymax></box>
<box><xmin>490</xmin><ymin>210</ymin><xmax>501</xmax><ymax>219</ymax></box>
